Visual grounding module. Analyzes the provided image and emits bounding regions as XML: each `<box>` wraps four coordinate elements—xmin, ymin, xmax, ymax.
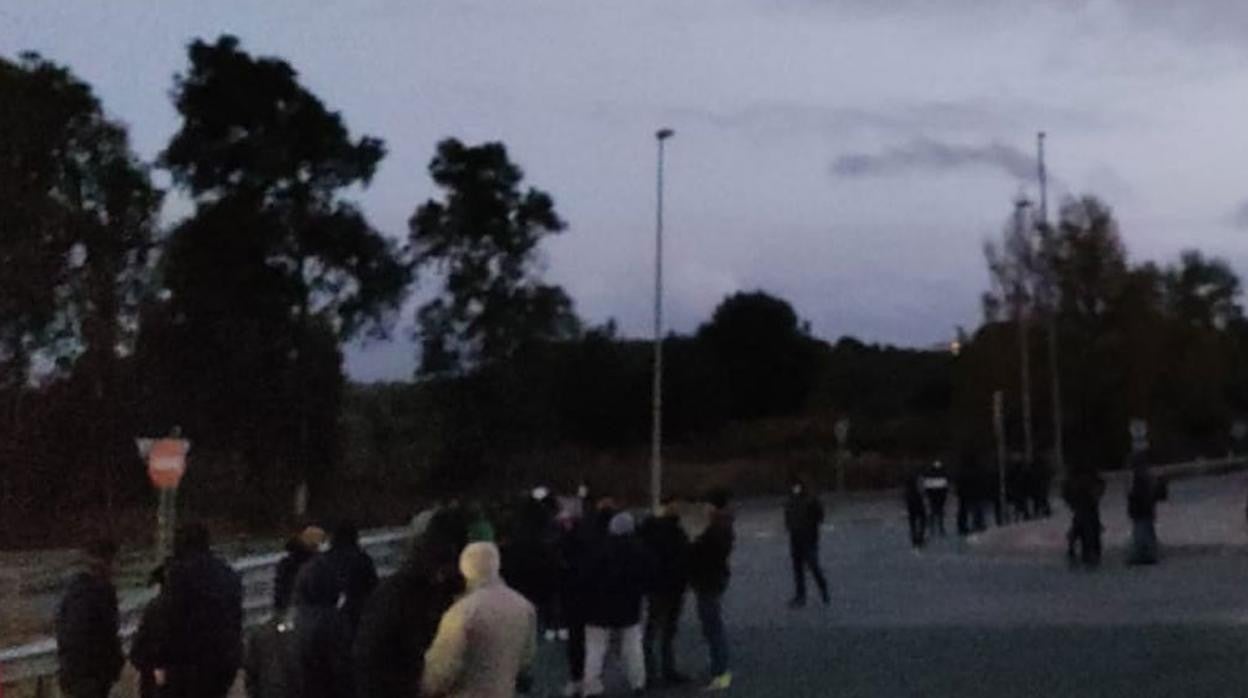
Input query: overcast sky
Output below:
<box><xmin>6</xmin><ymin>1</ymin><xmax>1248</xmax><ymax>381</ymax></box>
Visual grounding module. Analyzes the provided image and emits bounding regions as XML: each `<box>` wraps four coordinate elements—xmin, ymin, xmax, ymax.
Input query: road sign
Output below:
<box><xmin>138</xmin><ymin>437</ymin><xmax>190</xmax><ymax>490</ymax></box>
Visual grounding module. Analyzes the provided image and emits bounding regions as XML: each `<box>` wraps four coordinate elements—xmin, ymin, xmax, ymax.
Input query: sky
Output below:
<box><xmin>5</xmin><ymin>1</ymin><xmax>1248</xmax><ymax>380</ymax></box>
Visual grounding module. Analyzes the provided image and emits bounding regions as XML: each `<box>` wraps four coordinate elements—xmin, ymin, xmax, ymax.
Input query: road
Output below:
<box><xmin>525</xmin><ymin>481</ymin><xmax>1248</xmax><ymax>697</ymax></box>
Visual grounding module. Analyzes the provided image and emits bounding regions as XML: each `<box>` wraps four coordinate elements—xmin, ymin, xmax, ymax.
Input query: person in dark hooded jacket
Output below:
<box><xmin>690</xmin><ymin>489</ymin><xmax>735</xmax><ymax>692</ymax></box>
<box><xmin>579</xmin><ymin>512</ymin><xmax>656</xmax><ymax>697</ymax></box>
<box><xmin>295</xmin><ymin>522</ymin><xmax>378</xmax><ymax>641</ymax></box>
<box><xmin>352</xmin><ymin>509</ymin><xmax>468</xmax><ymax>698</ymax></box>
<box><xmin>274</xmin><ymin>526</ymin><xmax>327</xmax><ymax>614</ymax></box>
<box><xmin>55</xmin><ymin>540</ymin><xmax>124</xmax><ymax>698</ymax></box>
<box><xmin>130</xmin><ymin>564</ymin><xmax>170</xmax><ymax>698</ymax></box>
<box><xmin>639</xmin><ymin>495</ymin><xmax>691</xmax><ymax>685</ymax></box>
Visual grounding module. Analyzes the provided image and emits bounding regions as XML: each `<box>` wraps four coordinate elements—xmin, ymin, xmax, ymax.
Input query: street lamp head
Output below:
<box><xmin>656</xmin><ymin>128</ymin><xmax>674</xmax><ymax>141</ymax></box>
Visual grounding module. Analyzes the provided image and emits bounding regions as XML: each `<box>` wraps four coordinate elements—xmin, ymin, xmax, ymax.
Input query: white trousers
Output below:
<box><xmin>583</xmin><ymin>624</ymin><xmax>646</xmax><ymax>695</ymax></box>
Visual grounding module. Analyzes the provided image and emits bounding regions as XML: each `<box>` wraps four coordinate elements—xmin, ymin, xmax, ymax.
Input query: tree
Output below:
<box><xmin>696</xmin><ymin>290</ymin><xmax>819</xmax><ymax>419</ymax></box>
<box><xmin>156</xmin><ymin>35</ymin><xmax>410</xmax><ymax>514</ymax></box>
<box><xmin>409</xmin><ymin>138</ymin><xmax>580</xmax><ymax>375</ymax></box>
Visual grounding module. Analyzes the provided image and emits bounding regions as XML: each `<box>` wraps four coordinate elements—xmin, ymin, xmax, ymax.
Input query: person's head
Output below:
<box><xmin>791</xmin><ymin>477</ymin><xmax>806</xmax><ymax>496</ymax></box>
<box><xmin>608</xmin><ymin>512</ymin><xmax>635</xmax><ymax>537</ymax></box>
<box><xmin>332</xmin><ymin>521</ymin><xmax>360</xmax><ymax>548</ymax></box>
<box><xmin>656</xmin><ymin>494</ymin><xmax>683</xmax><ymax>517</ymax></box>
<box><xmin>933</xmin><ymin>460</ymin><xmax>944</xmax><ymax>471</ymax></box>
<box><xmin>298</xmin><ymin>526</ymin><xmax>328</xmax><ymax>552</ymax></box>
<box><xmin>83</xmin><ymin>539</ymin><xmax>118</xmax><ymax>579</ymax></box>
<box><xmin>459</xmin><ymin>542</ymin><xmax>501</xmax><ymax>590</ymax></box>
<box><xmin>594</xmin><ymin>493</ymin><xmax>617</xmax><ymax>513</ymax></box>
<box><xmin>173</xmin><ymin>522</ymin><xmax>211</xmax><ymax>557</ymax></box>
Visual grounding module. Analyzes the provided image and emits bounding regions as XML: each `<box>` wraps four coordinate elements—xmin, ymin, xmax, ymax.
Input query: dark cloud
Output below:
<box><xmin>831</xmin><ymin>138</ymin><xmax>1038</xmax><ymax>181</ymax></box>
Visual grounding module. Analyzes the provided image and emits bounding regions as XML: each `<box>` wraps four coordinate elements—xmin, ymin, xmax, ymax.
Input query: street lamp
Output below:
<box><xmin>651</xmin><ymin>128</ymin><xmax>674</xmax><ymax>511</ymax></box>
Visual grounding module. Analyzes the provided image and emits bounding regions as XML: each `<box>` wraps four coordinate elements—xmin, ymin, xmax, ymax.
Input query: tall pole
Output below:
<box><xmin>1014</xmin><ymin>197</ymin><xmax>1035</xmax><ymax>473</ymax></box>
<box><xmin>651</xmin><ymin>128</ymin><xmax>674</xmax><ymax>511</ymax></box>
<box><xmin>1039</xmin><ymin>131</ymin><xmax>1065</xmax><ymax>480</ymax></box>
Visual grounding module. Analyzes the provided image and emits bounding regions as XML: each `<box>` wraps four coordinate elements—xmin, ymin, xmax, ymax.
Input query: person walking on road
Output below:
<box><xmin>690</xmin><ymin>489</ymin><xmax>735</xmax><ymax>692</ymax></box>
<box><xmin>579</xmin><ymin>512</ymin><xmax>656</xmax><ymax>697</ymax></box>
<box><xmin>55</xmin><ymin>539</ymin><xmax>124</xmax><ymax>698</ymax></box>
<box><xmin>922</xmin><ymin>461</ymin><xmax>951</xmax><ymax>536</ymax></box>
<box><xmin>784</xmin><ymin>478</ymin><xmax>829</xmax><ymax>607</ymax></box>
<box><xmin>904</xmin><ymin>474</ymin><xmax>927</xmax><ymax>548</ymax></box>
<box><xmin>1127</xmin><ymin>462</ymin><xmax>1165</xmax><ymax>565</ymax></box>
<box><xmin>422</xmin><ymin>542</ymin><xmax>538</xmax><ymax>698</ymax></box>
<box><xmin>639</xmin><ymin>495</ymin><xmax>692</xmax><ymax>686</ymax></box>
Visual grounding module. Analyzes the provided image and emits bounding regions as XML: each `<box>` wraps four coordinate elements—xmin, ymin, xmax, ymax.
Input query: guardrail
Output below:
<box><xmin>0</xmin><ymin>529</ymin><xmax>412</xmax><ymax>693</ymax></box>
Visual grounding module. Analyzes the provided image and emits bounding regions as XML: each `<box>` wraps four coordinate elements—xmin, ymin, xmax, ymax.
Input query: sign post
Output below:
<box><xmin>834</xmin><ymin>418</ymin><xmax>850</xmax><ymax>493</ymax></box>
<box><xmin>993</xmin><ymin>391</ymin><xmax>1007</xmax><ymax>524</ymax></box>
<box><xmin>137</xmin><ymin>434</ymin><xmax>190</xmax><ymax>561</ymax></box>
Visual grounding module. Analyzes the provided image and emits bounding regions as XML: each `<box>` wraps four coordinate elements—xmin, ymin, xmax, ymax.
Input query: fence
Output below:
<box><xmin>0</xmin><ymin>529</ymin><xmax>411</xmax><ymax>694</ymax></box>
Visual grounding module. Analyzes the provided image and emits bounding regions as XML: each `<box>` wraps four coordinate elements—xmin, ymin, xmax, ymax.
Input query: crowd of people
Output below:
<box><xmin>902</xmin><ymin>457</ymin><xmax>1056</xmax><ymax>549</ymax></box>
<box><xmin>53</xmin><ymin>487</ymin><xmax>738</xmax><ymax>698</ymax></box>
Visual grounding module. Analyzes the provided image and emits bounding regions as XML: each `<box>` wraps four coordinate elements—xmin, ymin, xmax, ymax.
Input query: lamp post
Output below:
<box><xmin>651</xmin><ymin>128</ymin><xmax>674</xmax><ymax>511</ymax></box>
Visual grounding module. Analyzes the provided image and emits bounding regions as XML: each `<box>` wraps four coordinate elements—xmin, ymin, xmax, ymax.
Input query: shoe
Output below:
<box><xmin>558</xmin><ymin>628</ymin><xmax>570</xmax><ymax>641</ymax></box>
<box><xmin>544</xmin><ymin>629</ymin><xmax>558</xmax><ymax>642</ymax></box>
<box><xmin>787</xmin><ymin>597</ymin><xmax>805</xmax><ymax>609</ymax></box>
<box><xmin>704</xmin><ymin>673</ymin><xmax>733</xmax><ymax>691</ymax></box>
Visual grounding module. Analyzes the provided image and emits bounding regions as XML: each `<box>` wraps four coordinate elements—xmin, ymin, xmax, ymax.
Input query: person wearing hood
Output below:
<box><xmin>689</xmin><ymin>489</ymin><xmax>735</xmax><ymax>692</ymax></box>
<box><xmin>274</xmin><ymin>526</ymin><xmax>327</xmax><ymax>614</ymax></box>
<box><xmin>353</xmin><ymin>509</ymin><xmax>468</xmax><ymax>698</ymax></box>
<box><xmin>55</xmin><ymin>539</ymin><xmax>124</xmax><ymax>698</ymax></box>
<box><xmin>639</xmin><ymin>495</ymin><xmax>692</xmax><ymax>686</ymax></box>
<box><xmin>922</xmin><ymin>461</ymin><xmax>950</xmax><ymax>536</ymax></box>
<box><xmin>130</xmin><ymin>564</ymin><xmax>170</xmax><ymax>698</ymax></box>
<box><xmin>784</xmin><ymin>478</ymin><xmax>829</xmax><ymax>607</ymax></box>
<box><xmin>295</xmin><ymin>522</ymin><xmax>378</xmax><ymax>641</ymax></box>
<box><xmin>422</xmin><ymin>542</ymin><xmax>538</xmax><ymax>698</ymax></box>
<box><xmin>579</xmin><ymin>512</ymin><xmax>656</xmax><ymax>697</ymax></box>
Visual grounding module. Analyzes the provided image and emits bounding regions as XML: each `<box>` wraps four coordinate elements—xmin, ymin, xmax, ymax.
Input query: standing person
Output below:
<box><xmin>922</xmin><ymin>461</ymin><xmax>950</xmax><ymax>536</ymax></box>
<box><xmin>559</xmin><ymin>492</ymin><xmax>617</xmax><ymax>698</ymax></box>
<box><xmin>354</xmin><ymin>509</ymin><xmax>469</xmax><ymax>698</ymax></box>
<box><xmin>1063</xmin><ymin>470</ymin><xmax>1105</xmax><ymax>567</ymax></box>
<box><xmin>130</xmin><ymin>565</ymin><xmax>170</xmax><ymax>698</ymax></box>
<box><xmin>639</xmin><ymin>496</ymin><xmax>691</xmax><ymax>686</ymax></box>
<box><xmin>784</xmin><ymin>478</ymin><xmax>829</xmax><ymax>607</ymax></box>
<box><xmin>689</xmin><ymin>489</ymin><xmax>735</xmax><ymax>692</ymax></box>
<box><xmin>273</xmin><ymin>526</ymin><xmax>326</xmax><ymax>615</ymax></box>
<box><xmin>55</xmin><ymin>540</ymin><xmax>124</xmax><ymax>698</ymax></box>
<box><xmin>156</xmin><ymin>523</ymin><xmax>244</xmax><ymax>698</ymax></box>
<box><xmin>298</xmin><ymin>522</ymin><xmax>378</xmax><ymax>640</ymax></box>
<box><xmin>580</xmin><ymin>513</ymin><xmax>655</xmax><ymax>697</ymax></box>
<box><xmin>500</xmin><ymin>492</ymin><xmax>561</xmax><ymax>643</ymax></box>
<box><xmin>422</xmin><ymin>542</ymin><xmax>538</xmax><ymax>698</ymax></box>
<box><xmin>1127</xmin><ymin>463</ymin><xmax>1163</xmax><ymax>565</ymax></box>
<box><xmin>904</xmin><ymin>474</ymin><xmax>927</xmax><ymax>548</ymax></box>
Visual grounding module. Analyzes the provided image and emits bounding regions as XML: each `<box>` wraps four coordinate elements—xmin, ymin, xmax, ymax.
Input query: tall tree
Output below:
<box><xmin>409</xmin><ymin>138</ymin><xmax>580</xmax><ymax>375</ymax></box>
<box><xmin>156</xmin><ymin>35</ymin><xmax>410</xmax><ymax>512</ymax></box>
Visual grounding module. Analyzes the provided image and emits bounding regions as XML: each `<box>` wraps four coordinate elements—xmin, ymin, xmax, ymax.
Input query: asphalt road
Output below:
<box><xmin>527</xmin><ymin>500</ymin><xmax>1248</xmax><ymax>697</ymax></box>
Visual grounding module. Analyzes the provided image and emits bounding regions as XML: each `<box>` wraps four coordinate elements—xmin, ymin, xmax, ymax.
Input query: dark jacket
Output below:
<box><xmin>638</xmin><ymin>514</ymin><xmax>690</xmax><ymax>594</ymax></box>
<box><xmin>130</xmin><ymin>592</ymin><xmax>170</xmax><ymax>698</ymax></box>
<box><xmin>274</xmin><ymin>544</ymin><xmax>317</xmax><ymax>613</ymax></box>
<box><xmin>295</xmin><ymin>543</ymin><xmax>378</xmax><ymax>637</ymax></box>
<box><xmin>55</xmin><ymin>572</ymin><xmax>124</xmax><ymax>689</ymax></box>
<box><xmin>784</xmin><ymin>492</ymin><xmax>824</xmax><ymax>542</ymax></box>
<box><xmin>500</xmin><ymin>533</ymin><xmax>561</xmax><ymax>610</ymax></box>
<box><xmin>1128</xmin><ymin>470</ymin><xmax>1161</xmax><ymax>521</ymax></box>
<box><xmin>294</xmin><ymin>605</ymin><xmax>354</xmax><ymax>698</ymax></box>
<box><xmin>580</xmin><ymin>535</ymin><xmax>656</xmax><ymax>628</ymax></box>
<box><xmin>161</xmin><ymin>550</ymin><xmax>245</xmax><ymax>683</ymax></box>
<box><xmin>904</xmin><ymin>478</ymin><xmax>926</xmax><ymax>516</ymax></box>
<box><xmin>689</xmin><ymin>511</ymin><xmax>735</xmax><ymax>596</ymax></box>
<box><xmin>244</xmin><ymin>617</ymin><xmax>302</xmax><ymax>698</ymax></box>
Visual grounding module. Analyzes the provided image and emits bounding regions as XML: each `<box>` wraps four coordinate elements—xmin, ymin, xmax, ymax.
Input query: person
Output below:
<box><xmin>274</xmin><ymin>526</ymin><xmax>326</xmax><ymax>614</ymax></box>
<box><xmin>922</xmin><ymin>461</ymin><xmax>950</xmax><ymax>536</ymax></box>
<box><xmin>639</xmin><ymin>495</ymin><xmax>691</xmax><ymax>686</ymax></box>
<box><xmin>422</xmin><ymin>542</ymin><xmax>538</xmax><ymax>698</ymax></box>
<box><xmin>466</xmin><ymin>501</ymin><xmax>497</xmax><ymax>543</ymax></box>
<box><xmin>500</xmin><ymin>492</ymin><xmax>561</xmax><ymax>643</ymax></box>
<box><xmin>689</xmin><ymin>489</ymin><xmax>735</xmax><ymax>692</ymax></box>
<box><xmin>1063</xmin><ymin>470</ymin><xmax>1106</xmax><ymax>567</ymax></box>
<box><xmin>243</xmin><ymin>604</ymin><xmax>302</xmax><ymax>698</ymax></box>
<box><xmin>1127</xmin><ymin>462</ymin><xmax>1163</xmax><ymax>565</ymax></box>
<box><xmin>353</xmin><ymin>509</ymin><xmax>469</xmax><ymax>698</ymax></box>
<box><xmin>580</xmin><ymin>513</ymin><xmax>655</xmax><ymax>697</ymax></box>
<box><xmin>156</xmin><ymin>522</ymin><xmax>245</xmax><ymax>698</ymax></box>
<box><xmin>904</xmin><ymin>474</ymin><xmax>927</xmax><ymax>548</ymax></box>
<box><xmin>55</xmin><ymin>539</ymin><xmax>124</xmax><ymax>698</ymax></box>
<box><xmin>559</xmin><ymin>491</ymin><xmax>617</xmax><ymax>698</ymax></box>
<box><xmin>784</xmin><ymin>478</ymin><xmax>829</xmax><ymax>607</ymax></box>
<box><xmin>130</xmin><ymin>564</ymin><xmax>170</xmax><ymax>698</ymax></box>
<box><xmin>297</xmin><ymin>522</ymin><xmax>378</xmax><ymax>639</ymax></box>
<box><xmin>293</xmin><ymin>524</ymin><xmax>373</xmax><ymax>698</ymax></box>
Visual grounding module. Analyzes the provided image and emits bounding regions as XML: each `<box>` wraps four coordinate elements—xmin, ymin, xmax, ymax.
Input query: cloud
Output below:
<box><xmin>831</xmin><ymin>138</ymin><xmax>1038</xmax><ymax>181</ymax></box>
<box><xmin>1228</xmin><ymin>200</ymin><xmax>1248</xmax><ymax>230</ymax></box>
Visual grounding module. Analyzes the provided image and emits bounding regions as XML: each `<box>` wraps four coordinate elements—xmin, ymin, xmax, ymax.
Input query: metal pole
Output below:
<box><xmin>651</xmin><ymin>128</ymin><xmax>673</xmax><ymax>511</ymax></box>
<box><xmin>1014</xmin><ymin>198</ymin><xmax>1035</xmax><ymax>474</ymax></box>
<box><xmin>993</xmin><ymin>390</ymin><xmax>1008</xmax><ymax>524</ymax></box>
<box><xmin>157</xmin><ymin>487</ymin><xmax>178</xmax><ymax>561</ymax></box>
<box><xmin>1039</xmin><ymin>131</ymin><xmax>1065</xmax><ymax>480</ymax></box>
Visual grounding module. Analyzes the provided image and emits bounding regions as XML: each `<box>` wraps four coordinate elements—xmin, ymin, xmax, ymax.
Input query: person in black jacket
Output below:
<box><xmin>904</xmin><ymin>474</ymin><xmax>927</xmax><ymax>548</ymax></box>
<box><xmin>352</xmin><ymin>509</ymin><xmax>468</xmax><ymax>698</ymax></box>
<box><xmin>579</xmin><ymin>512</ymin><xmax>655</xmax><ymax>697</ymax></box>
<box><xmin>500</xmin><ymin>494</ymin><xmax>561</xmax><ymax>640</ymax></box>
<box><xmin>1127</xmin><ymin>462</ymin><xmax>1163</xmax><ymax>565</ymax></box>
<box><xmin>130</xmin><ymin>564</ymin><xmax>169</xmax><ymax>698</ymax></box>
<box><xmin>559</xmin><ymin>491</ymin><xmax>617</xmax><ymax>698</ymax></box>
<box><xmin>274</xmin><ymin>526</ymin><xmax>326</xmax><ymax>615</ymax></box>
<box><xmin>784</xmin><ymin>479</ymin><xmax>829</xmax><ymax>607</ymax></box>
<box><xmin>639</xmin><ymin>495</ymin><xmax>691</xmax><ymax>686</ymax></box>
<box><xmin>296</xmin><ymin>522</ymin><xmax>378</xmax><ymax>640</ymax></box>
<box><xmin>690</xmin><ymin>489</ymin><xmax>735</xmax><ymax>692</ymax></box>
<box><xmin>157</xmin><ymin>523</ymin><xmax>244</xmax><ymax>698</ymax></box>
<box><xmin>55</xmin><ymin>540</ymin><xmax>124</xmax><ymax>698</ymax></box>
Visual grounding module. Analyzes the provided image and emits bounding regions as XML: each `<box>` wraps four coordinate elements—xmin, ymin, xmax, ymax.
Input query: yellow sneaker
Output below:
<box><xmin>704</xmin><ymin>672</ymin><xmax>733</xmax><ymax>691</ymax></box>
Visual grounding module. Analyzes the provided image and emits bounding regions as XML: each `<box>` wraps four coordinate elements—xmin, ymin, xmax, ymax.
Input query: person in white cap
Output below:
<box><xmin>422</xmin><ymin>542</ymin><xmax>538</xmax><ymax>698</ymax></box>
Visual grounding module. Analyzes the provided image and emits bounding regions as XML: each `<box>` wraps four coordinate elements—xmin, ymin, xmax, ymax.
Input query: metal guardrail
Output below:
<box><xmin>0</xmin><ymin>529</ymin><xmax>412</xmax><ymax>690</ymax></box>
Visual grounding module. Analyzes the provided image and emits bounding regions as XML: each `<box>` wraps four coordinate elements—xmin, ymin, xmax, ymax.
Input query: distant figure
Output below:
<box><xmin>466</xmin><ymin>501</ymin><xmax>497</xmax><ymax>543</ymax></box>
<box><xmin>923</xmin><ymin>461</ymin><xmax>950</xmax><ymax>536</ymax></box>
<box><xmin>639</xmin><ymin>495</ymin><xmax>692</xmax><ymax>686</ymax></box>
<box><xmin>1127</xmin><ymin>463</ymin><xmax>1164</xmax><ymax>565</ymax></box>
<box><xmin>130</xmin><ymin>564</ymin><xmax>170</xmax><ymax>698</ymax></box>
<box><xmin>354</xmin><ymin>509</ymin><xmax>468</xmax><ymax>698</ymax></box>
<box><xmin>560</xmin><ymin>491</ymin><xmax>617</xmax><ymax>698</ymax></box>
<box><xmin>784</xmin><ymin>478</ymin><xmax>829</xmax><ymax>607</ymax></box>
<box><xmin>55</xmin><ymin>540</ymin><xmax>124</xmax><ymax>698</ymax></box>
<box><xmin>422</xmin><ymin>542</ymin><xmax>538</xmax><ymax>698</ymax></box>
<box><xmin>157</xmin><ymin>523</ymin><xmax>244</xmax><ymax>698</ymax></box>
<box><xmin>904</xmin><ymin>474</ymin><xmax>927</xmax><ymax>548</ymax></box>
<box><xmin>1063</xmin><ymin>471</ymin><xmax>1106</xmax><ymax>567</ymax></box>
<box><xmin>500</xmin><ymin>491</ymin><xmax>562</xmax><ymax>643</ymax></box>
<box><xmin>274</xmin><ymin>526</ymin><xmax>326</xmax><ymax>614</ymax></box>
<box><xmin>580</xmin><ymin>513</ymin><xmax>656</xmax><ymax>696</ymax></box>
<box><xmin>690</xmin><ymin>489</ymin><xmax>735</xmax><ymax>692</ymax></box>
